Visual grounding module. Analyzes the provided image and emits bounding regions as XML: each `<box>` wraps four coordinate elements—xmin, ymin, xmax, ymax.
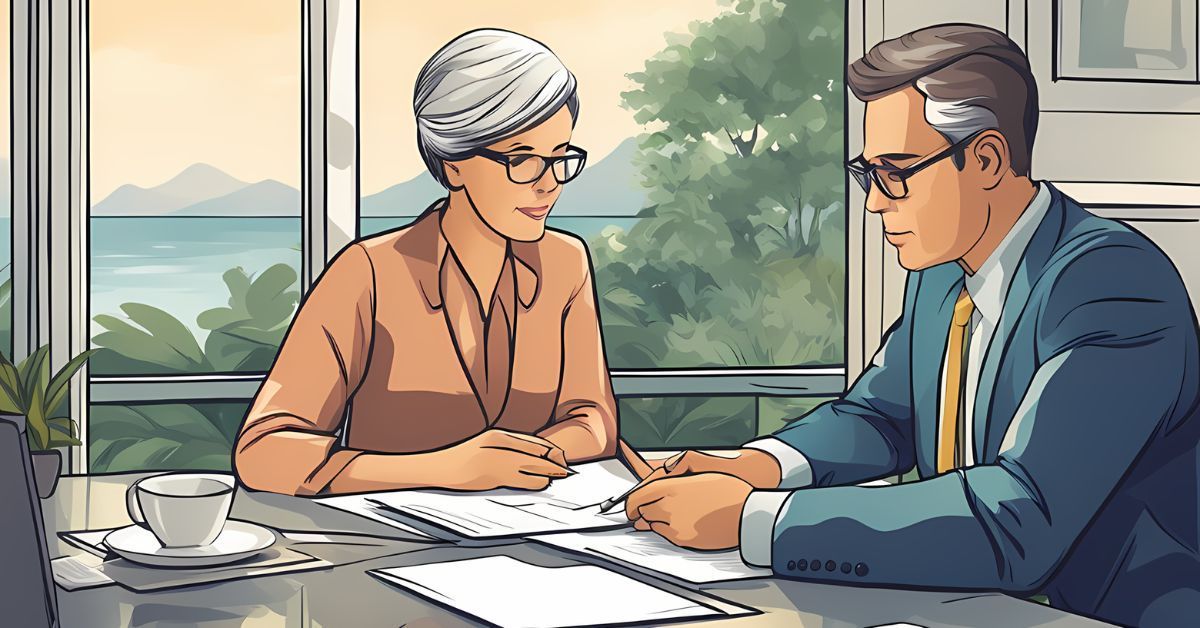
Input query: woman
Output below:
<box><xmin>234</xmin><ymin>29</ymin><xmax>617</xmax><ymax>496</ymax></box>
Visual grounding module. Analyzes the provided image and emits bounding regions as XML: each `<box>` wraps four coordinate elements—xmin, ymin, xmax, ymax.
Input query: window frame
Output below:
<box><xmin>17</xmin><ymin>0</ymin><xmax>888</xmax><ymax>474</ymax></box>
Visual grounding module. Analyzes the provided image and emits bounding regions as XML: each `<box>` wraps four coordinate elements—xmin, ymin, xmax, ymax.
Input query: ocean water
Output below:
<box><xmin>77</xmin><ymin>215</ymin><xmax>636</xmax><ymax>340</ymax></box>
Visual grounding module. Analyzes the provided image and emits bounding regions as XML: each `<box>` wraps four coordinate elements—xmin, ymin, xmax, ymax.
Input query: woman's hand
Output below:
<box><xmin>432</xmin><ymin>429</ymin><xmax>571</xmax><ymax>491</ymax></box>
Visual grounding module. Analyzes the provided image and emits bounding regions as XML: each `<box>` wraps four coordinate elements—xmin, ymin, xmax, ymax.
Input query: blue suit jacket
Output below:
<box><xmin>768</xmin><ymin>185</ymin><xmax>1200</xmax><ymax>627</ymax></box>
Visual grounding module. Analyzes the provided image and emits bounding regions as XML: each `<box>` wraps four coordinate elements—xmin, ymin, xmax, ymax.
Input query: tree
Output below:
<box><xmin>588</xmin><ymin>0</ymin><xmax>846</xmax><ymax>446</ymax></box>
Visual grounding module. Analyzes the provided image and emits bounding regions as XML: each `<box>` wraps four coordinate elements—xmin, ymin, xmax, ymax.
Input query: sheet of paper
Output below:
<box><xmin>533</xmin><ymin>528</ymin><xmax>771</xmax><ymax>584</ymax></box>
<box><xmin>316</xmin><ymin>459</ymin><xmax>637</xmax><ymax>540</ymax></box>
<box><xmin>369</xmin><ymin>555</ymin><xmax>727</xmax><ymax>628</ymax></box>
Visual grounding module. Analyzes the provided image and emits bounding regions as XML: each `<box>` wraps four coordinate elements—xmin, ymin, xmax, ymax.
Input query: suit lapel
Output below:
<box><xmin>972</xmin><ymin>186</ymin><xmax>1069</xmax><ymax>463</ymax></box>
<box><xmin>913</xmin><ymin>266</ymin><xmax>965</xmax><ymax>477</ymax></box>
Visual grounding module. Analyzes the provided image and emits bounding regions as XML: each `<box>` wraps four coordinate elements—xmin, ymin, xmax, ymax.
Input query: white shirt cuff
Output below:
<box><xmin>744</xmin><ymin>437</ymin><xmax>814</xmax><ymax>489</ymax></box>
<box><xmin>739</xmin><ymin>490</ymin><xmax>791</xmax><ymax>568</ymax></box>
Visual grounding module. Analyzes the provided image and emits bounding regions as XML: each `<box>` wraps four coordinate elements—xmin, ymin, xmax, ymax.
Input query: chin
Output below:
<box><xmin>506</xmin><ymin>221</ymin><xmax>547</xmax><ymax>243</ymax></box>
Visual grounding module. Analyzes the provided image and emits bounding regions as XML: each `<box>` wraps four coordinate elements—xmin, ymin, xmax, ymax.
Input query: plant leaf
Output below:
<box><xmin>45</xmin><ymin>349</ymin><xmax>97</xmax><ymax>418</ymax></box>
<box><xmin>48</xmin><ymin>417</ymin><xmax>81</xmax><ymax>447</ymax></box>
<box><xmin>26</xmin><ymin>385</ymin><xmax>49</xmax><ymax>450</ymax></box>
<box><xmin>18</xmin><ymin>346</ymin><xmax>50</xmax><ymax>408</ymax></box>
<box><xmin>119</xmin><ymin>303</ymin><xmax>206</xmax><ymax>365</ymax></box>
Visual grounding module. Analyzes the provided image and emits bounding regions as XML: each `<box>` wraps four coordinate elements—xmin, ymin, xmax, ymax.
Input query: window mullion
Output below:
<box><xmin>303</xmin><ymin>0</ymin><xmax>358</xmax><ymax>292</ymax></box>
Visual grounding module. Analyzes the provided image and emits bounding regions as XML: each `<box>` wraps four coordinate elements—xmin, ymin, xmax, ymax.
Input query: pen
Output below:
<box><xmin>596</xmin><ymin>440</ymin><xmax>672</xmax><ymax>513</ymax></box>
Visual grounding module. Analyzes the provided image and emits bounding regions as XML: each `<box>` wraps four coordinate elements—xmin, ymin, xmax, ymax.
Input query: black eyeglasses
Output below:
<box><xmin>468</xmin><ymin>145</ymin><xmax>588</xmax><ymax>185</ymax></box>
<box><xmin>847</xmin><ymin>130</ymin><xmax>985</xmax><ymax>200</ymax></box>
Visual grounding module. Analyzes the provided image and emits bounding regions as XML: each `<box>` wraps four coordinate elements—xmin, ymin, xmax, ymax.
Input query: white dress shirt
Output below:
<box><xmin>737</xmin><ymin>183</ymin><xmax>1053</xmax><ymax>567</ymax></box>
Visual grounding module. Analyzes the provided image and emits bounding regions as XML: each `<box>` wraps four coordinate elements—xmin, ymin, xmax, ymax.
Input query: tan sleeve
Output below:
<box><xmin>234</xmin><ymin>243</ymin><xmax>375</xmax><ymax>496</ymax></box>
<box><xmin>539</xmin><ymin>247</ymin><xmax>619</xmax><ymax>461</ymax></box>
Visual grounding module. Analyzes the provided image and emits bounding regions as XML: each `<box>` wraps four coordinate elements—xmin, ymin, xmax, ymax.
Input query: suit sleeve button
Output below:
<box><xmin>825</xmin><ymin>560</ymin><xmax>836</xmax><ymax>572</ymax></box>
<box><xmin>841</xmin><ymin>562</ymin><xmax>852</xmax><ymax>574</ymax></box>
<box><xmin>787</xmin><ymin>560</ymin><xmax>796</xmax><ymax>570</ymax></box>
<box><xmin>797</xmin><ymin>559</ymin><xmax>808</xmax><ymax>571</ymax></box>
<box><xmin>855</xmin><ymin>562</ymin><xmax>869</xmax><ymax>577</ymax></box>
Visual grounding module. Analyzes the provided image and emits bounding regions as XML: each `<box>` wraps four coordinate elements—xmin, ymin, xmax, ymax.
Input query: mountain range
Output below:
<box><xmin>90</xmin><ymin>138</ymin><xmax>646</xmax><ymax>218</ymax></box>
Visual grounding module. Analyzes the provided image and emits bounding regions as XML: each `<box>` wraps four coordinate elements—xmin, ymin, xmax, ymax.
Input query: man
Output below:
<box><xmin>624</xmin><ymin>23</ymin><xmax>1200</xmax><ymax>627</ymax></box>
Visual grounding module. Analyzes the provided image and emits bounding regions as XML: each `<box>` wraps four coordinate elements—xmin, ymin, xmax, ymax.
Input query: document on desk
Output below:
<box><xmin>315</xmin><ymin>458</ymin><xmax>637</xmax><ymax>540</ymax></box>
<box><xmin>369</xmin><ymin>555</ymin><xmax>740</xmax><ymax>628</ymax></box>
<box><xmin>532</xmin><ymin>528</ymin><xmax>771</xmax><ymax>584</ymax></box>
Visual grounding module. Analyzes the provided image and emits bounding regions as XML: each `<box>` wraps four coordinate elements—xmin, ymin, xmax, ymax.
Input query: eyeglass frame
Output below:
<box><xmin>846</xmin><ymin>129</ymin><xmax>987</xmax><ymax>200</ymax></box>
<box><xmin>462</xmin><ymin>145</ymin><xmax>589</xmax><ymax>185</ymax></box>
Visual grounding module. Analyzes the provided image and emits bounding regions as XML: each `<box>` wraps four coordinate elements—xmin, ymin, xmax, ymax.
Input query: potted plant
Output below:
<box><xmin>0</xmin><ymin>345</ymin><xmax>96</xmax><ymax>498</ymax></box>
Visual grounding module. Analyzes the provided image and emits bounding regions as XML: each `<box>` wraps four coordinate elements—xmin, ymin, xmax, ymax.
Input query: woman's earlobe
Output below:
<box><xmin>444</xmin><ymin>161</ymin><xmax>465</xmax><ymax>191</ymax></box>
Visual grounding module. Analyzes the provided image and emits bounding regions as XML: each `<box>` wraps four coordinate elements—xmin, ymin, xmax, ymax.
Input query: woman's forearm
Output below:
<box><xmin>325</xmin><ymin>451</ymin><xmax>447</xmax><ymax>494</ymax></box>
<box><xmin>539</xmin><ymin>412</ymin><xmax>617</xmax><ymax>462</ymax></box>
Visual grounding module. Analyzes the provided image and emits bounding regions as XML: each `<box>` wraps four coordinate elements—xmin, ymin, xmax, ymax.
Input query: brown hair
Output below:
<box><xmin>848</xmin><ymin>23</ymin><xmax>1039</xmax><ymax>176</ymax></box>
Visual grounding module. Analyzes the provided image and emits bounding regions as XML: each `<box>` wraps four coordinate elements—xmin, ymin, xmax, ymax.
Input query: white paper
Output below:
<box><xmin>317</xmin><ymin>459</ymin><xmax>637</xmax><ymax>540</ymax></box>
<box><xmin>533</xmin><ymin>528</ymin><xmax>772</xmax><ymax>584</ymax></box>
<box><xmin>369</xmin><ymin>555</ymin><xmax>725</xmax><ymax>628</ymax></box>
<box><xmin>51</xmin><ymin>554</ymin><xmax>115</xmax><ymax>591</ymax></box>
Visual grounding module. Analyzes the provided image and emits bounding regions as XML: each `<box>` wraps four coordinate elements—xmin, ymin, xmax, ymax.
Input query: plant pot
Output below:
<box><xmin>31</xmin><ymin>449</ymin><xmax>61</xmax><ymax>498</ymax></box>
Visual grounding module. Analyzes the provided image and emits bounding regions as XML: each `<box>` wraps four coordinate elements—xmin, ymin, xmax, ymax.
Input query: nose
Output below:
<box><xmin>533</xmin><ymin>165</ymin><xmax>559</xmax><ymax>195</ymax></box>
<box><xmin>864</xmin><ymin>185</ymin><xmax>892</xmax><ymax>215</ymax></box>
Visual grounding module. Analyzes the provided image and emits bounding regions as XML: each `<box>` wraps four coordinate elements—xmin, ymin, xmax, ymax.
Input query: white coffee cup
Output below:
<box><xmin>125</xmin><ymin>473</ymin><xmax>234</xmax><ymax>548</ymax></box>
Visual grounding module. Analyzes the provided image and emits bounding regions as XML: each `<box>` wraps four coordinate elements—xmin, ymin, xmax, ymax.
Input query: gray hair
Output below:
<box><xmin>414</xmin><ymin>29</ymin><xmax>580</xmax><ymax>189</ymax></box>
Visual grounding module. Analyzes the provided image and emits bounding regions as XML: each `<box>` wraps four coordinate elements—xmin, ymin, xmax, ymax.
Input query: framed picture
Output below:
<box><xmin>1056</xmin><ymin>0</ymin><xmax>1199</xmax><ymax>83</ymax></box>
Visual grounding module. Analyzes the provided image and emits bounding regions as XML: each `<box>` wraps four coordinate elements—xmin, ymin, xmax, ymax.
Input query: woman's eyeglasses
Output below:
<box><xmin>846</xmin><ymin>130</ymin><xmax>984</xmax><ymax>200</ymax></box>
<box><xmin>469</xmin><ymin>145</ymin><xmax>588</xmax><ymax>185</ymax></box>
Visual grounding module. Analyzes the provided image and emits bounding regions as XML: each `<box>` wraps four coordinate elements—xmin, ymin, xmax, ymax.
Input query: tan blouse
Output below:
<box><xmin>233</xmin><ymin>208</ymin><xmax>618</xmax><ymax>495</ymax></box>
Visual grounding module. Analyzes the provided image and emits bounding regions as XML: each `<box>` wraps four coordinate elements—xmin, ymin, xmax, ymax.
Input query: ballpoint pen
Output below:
<box><xmin>596</xmin><ymin>439</ymin><xmax>673</xmax><ymax>514</ymax></box>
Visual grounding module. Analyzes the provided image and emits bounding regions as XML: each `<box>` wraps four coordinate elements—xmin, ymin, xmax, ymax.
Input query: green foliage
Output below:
<box><xmin>592</xmin><ymin>0</ymin><xmax>846</xmax><ymax>378</ymax></box>
<box><xmin>0</xmin><ymin>344</ymin><xmax>97</xmax><ymax>451</ymax></box>
<box><xmin>620</xmin><ymin>396</ymin><xmax>756</xmax><ymax>450</ymax></box>
<box><xmin>198</xmin><ymin>264</ymin><xmax>300</xmax><ymax>372</ymax></box>
<box><xmin>89</xmin><ymin>403</ymin><xmax>246</xmax><ymax>473</ymax></box>
<box><xmin>91</xmin><ymin>263</ymin><xmax>299</xmax><ymax>375</ymax></box>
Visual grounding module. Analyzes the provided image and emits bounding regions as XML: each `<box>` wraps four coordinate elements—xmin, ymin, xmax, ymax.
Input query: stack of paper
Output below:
<box><xmin>369</xmin><ymin>555</ymin><xmax>750</xmax><ymax>627</ymax></box>
<box><xmin>316</xmin><ymin>459</ymin><xmax>637</xmax><ymax>540</ymax></box>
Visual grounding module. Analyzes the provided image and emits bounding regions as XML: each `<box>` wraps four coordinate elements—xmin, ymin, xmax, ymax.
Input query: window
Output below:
<box><xmin>360</xmin><ymin>0</ymin><xmax>848</xmax><ymax>448</ymax></box>
<box><xmin>87</xmin><ymin>1</ymin><xmax>301</xmax><ymax>468</ymax></box>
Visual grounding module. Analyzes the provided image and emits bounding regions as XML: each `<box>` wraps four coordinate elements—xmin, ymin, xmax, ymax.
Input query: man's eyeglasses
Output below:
<box><xmin>468</xmin><ymin>145</ymin><xmax>588</xmax><ymax>185</ymax></box>
<box><xmin>847</xmin><ymin>130</ymin><xmax>985</xmax><ymax>200</ymax></box>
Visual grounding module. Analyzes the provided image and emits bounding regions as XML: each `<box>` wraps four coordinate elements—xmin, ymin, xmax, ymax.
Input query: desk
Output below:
<box><xmin>45</xmin><ymin>473</ymin><xmax>1114</xmax><ymax>628</ymax></box>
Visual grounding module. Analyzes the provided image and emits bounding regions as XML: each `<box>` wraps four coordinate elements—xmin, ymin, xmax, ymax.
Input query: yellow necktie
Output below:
<box><xmin>937</xmin><ymin>287</ymin><xmax>975</xmax><ymax>474</ymax></box>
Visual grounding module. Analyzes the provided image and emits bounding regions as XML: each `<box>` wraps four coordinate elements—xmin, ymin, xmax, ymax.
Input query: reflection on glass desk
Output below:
<box><xmin>44</xmin><ymin>472</ymin><xmax>1116</xmax><ymax>628</ymax></box>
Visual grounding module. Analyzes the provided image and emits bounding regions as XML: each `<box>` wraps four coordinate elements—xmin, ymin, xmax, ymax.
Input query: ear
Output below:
<box><xmin>443</xmin><ymin>160</ymin><xmax>465</xmax><ymax>191</ymax></box>
<box><xmin>970</xmin><ymin>131</ymin><xmax>1010</xmax><ymax>191</ymax></box>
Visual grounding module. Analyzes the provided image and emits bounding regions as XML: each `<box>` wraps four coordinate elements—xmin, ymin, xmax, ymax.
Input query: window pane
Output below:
<box><xmin>89</xmin><ymin>402</ymin><xmax>248</xmax><ymax>473</ymax></box>
<box><xmin>88</xmin><ymin>2</ymin><xmax>301</xmax><ymax>376</ymax></box>
<box><xmin>620</xmin><ymin>396</ymin><xmax>756</xmax><ymax>450</ymax></box>
<box><xmin>757</xmin><ymin>396</ymin><xmax>835</xmax><ymax>437</ymax></box>
<box><xmin>359</xmin><ymin>2</ymin><xmax>845</xmax><ymax>370</ymax></box>
<box><xmin>0</xmin><ymin>0</ymin><xmax>10</xmax><ymax>360</ymax></box>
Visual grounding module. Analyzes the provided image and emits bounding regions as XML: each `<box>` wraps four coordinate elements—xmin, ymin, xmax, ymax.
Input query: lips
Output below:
<box><xmin>517</xmin><ymin>205</ymin><xmax>550</xmax><ymax>220</ymax></box>
<box><xmin>884</xmin><ymin>230</ymin><xmax>912</xmax><ymax>244</ymax></box>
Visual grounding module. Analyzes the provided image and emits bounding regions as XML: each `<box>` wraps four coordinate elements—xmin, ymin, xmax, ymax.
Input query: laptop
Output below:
<box><xmin>0</xmin><ymin>413</ymin><xmax>61</xmax><ymax>627</ymax></box>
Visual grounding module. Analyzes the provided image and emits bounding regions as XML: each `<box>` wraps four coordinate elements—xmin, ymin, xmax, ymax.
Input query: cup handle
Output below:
<box><xmin>125</xmin><ymin>479</ymin><xmax>146</xmax><ymax>526</ymax></box>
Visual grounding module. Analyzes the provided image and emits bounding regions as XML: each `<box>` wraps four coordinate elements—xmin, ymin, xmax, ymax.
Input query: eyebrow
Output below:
<box><xmin>502</xmin><ymin>143</ymin><xmax>535</xmax><ymax>152</ymax></box>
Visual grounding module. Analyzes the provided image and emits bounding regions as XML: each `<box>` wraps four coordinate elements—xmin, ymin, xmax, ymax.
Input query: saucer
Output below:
<box><xmin>104</xmin><ymin>520</ymin><xmax>277</xmax><ymax>568</ymax></box>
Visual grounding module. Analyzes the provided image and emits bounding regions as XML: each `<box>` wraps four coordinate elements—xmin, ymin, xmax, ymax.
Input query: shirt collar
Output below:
<box><xmin>963</xmin><ymin>182</ymin><xmax>1052</xmax><ymax>323</ymax></box>
<box><xmin>409</xmin><ymin>202</ymin><xmax>540</xmax><ymax>310</ymax></box>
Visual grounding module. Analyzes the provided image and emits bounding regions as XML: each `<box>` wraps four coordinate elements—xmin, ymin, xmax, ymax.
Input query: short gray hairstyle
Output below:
<box><xmin>414</xmin><ymin>29</ymin><xmax>580</xmax><ymax>189</ymax></box>
<box><xmin>847</xmin><ymin>24</ymin><xmax>1038</xmax><ymax>175</ymax></box>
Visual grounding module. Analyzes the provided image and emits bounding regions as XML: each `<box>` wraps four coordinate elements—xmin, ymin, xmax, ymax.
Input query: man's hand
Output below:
<box><xmin>658</xmin><ymin>449</ymin><xmax>782</xmax><ymax>489</ymax></box>
<box><xmin>624</xmin><ymin>473</ymin><xmax>754</xmax><ymax>551</ymax></box>
<box><xmin>431</xmin><ymin>429</ymin><xmax>570</xmax><ymax>491</ymax></box>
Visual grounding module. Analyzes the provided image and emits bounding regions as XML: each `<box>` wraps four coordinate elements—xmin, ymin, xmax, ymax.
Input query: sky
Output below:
<box><xmin>87</xmin><ymin>0</ymin><xmax>726</xmax><ymax>202</ymax></box>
